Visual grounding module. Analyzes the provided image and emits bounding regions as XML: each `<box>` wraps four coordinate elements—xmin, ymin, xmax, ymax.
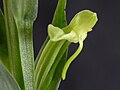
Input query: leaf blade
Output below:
<box><xmin>3</xmin><ymin>1</ymin><xmax>25</xmax><ymax>89</ymax></box>
<box><xmin>0</xmin><ymin>9</ymin><xmax>9</xmax><ymax>69</ymax></box>
<box><xmin>35</xmin><ymin>0</ymin><xmax>68</xmax><ymax>89</ymax></box>
<box><xmin>52</xmin><ymin>0</ymin><xmax>67</xmax><ymax>27</ymax></box>
<box><xmin>3</xmin><ymin>0</ymin><xmax>38</xmax><ymax>89</ymax></box>
<box><xmin>48</xmin><ymin>0</ymin><xmax>68</xmax><ymax>89</ymax></box>
<box><xmin>10</xmin><ymin>0</ymin><xmax>38</xmax><ymax>89</ymax></box>
<box><xmin>0</xmin><ymin>63</ymin><xmax>21</xmax><ymax>90</ymax></box>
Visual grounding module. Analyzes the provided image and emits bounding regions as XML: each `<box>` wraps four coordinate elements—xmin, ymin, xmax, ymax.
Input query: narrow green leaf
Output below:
<box><xmin>52</xmin><ymin>0</ymin><xmax>67</xmax><ymax>27</ymax></box>
<box><xmin>3</xmin><ymin>1</ymin><xmax>25</xmax><ymax>89</ymax></box>
<box><xmin>0</xmin><ymin>63</ymin><xmax>21</xmax><ymax>90</ymax></box>
<box><xmin>35</xmin><ymin>40</ymin><xmax>66</xmax><ymax>90</ymax></box>
<box><xmin>11</xmin><ymin>0</ymin><xmax>38</xmax><ymax>89</ymax></box>
<box><xmin>35</xmin><ymin>0</ymin><xmax>68</xmax><ymax>90</ymax></box>
<box><xmin>41</xmin><ymin>41</ymin><xmax>70</xmax><ymax>90</ymax></box>
<box><xmin>12</xmin><ymin>0</ymin><xmax>38</xmax><ymax>89</ymax></box>
<box><xmin>11</xmin><ymin>0</ymin><xmax>38</xmax><ymax>22</ymax></box>
<box><xmin>0</xmin><ymin>9</ymin><xmax>9</xmax><ymax>69</ymax></box>
<box><xmin>48</xmin><ymin>0</ymin><xmax>68</xmax><ymax>89</ymax></box>
<box><xmin>35</xmin><ymin>0</ymin><xmax>67</xmax><ymax>65</ymax></box>
<box><xmin>3</xmin><ymin>0</ymin><xmax>38</xmax><ymax>89</ymax></box>
<box><xmin>47</xmin><ymin>52</ymin><xmax>67</xmax><ymax>90</ymax></box>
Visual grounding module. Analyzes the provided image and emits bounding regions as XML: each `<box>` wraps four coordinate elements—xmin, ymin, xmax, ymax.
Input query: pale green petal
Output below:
<box><xmin>48</xmin><ymin>24</ymin><xmax>78</xmax><ymax>43</ymax></box>
<box><xmin>48</xmin><ymin>24</ymin><xmax>65</xmax><ymax>41</ymax></box>
<box><xmin>60</xmin><ymin>31</ymin><xmax>78</xmax><ymax>43</ymax></box>
<box><xmin>68</xmin><ymin>10</ymin><xmax>98</xmax><ymax>35</ymax></box>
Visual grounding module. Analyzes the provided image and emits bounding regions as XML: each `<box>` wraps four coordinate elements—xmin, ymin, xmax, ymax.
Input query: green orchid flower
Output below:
<box><xmin>48</xmin><ymin>10</ymin><xmax>98</xmax><ymax>80</ymax></box>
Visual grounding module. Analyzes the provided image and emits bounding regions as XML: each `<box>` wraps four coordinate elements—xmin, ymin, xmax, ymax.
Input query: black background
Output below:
<box><xmin>1</xmin><ymin>0</ymin><xmax>120</xmax><ymax>90</ymax></box>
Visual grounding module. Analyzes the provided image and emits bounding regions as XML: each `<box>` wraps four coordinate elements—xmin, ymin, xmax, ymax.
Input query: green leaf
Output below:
<box><xmin>52</xmin><ymin>0</ymin><xmax>67</xmax><ymax>27</ymax></box>
<box><xmin>35</xmin><ymin>0</ymin><xmax>68</xmax><ymax>90</ymax></box>
<box><xmin>35</xmin><ymin>0</ymin><xmax>68</xmax><ymax>65</ymax></box>
<box><xmin>3</xmin><ymin>0</ymin><xmax>38</xmax><ymax>89</ymax></box>
<box><xmin>0</xmin><ymin>63</ymin><xmax>21</xmax><ymax>90</ymax></box>
<box><xmin>48</xmin><ymin>0</ymin><xmax>68</xmax><ymax>89</ymax></box>
<box><xmin>3</xmin><ymin>1</ymin><xmax>25</xmax><ymax>89</ymax></box>
<box><xmin>35</xmin><ymin>40</ymin><xmax>66</xmax><ymax>90</ymax></box>
<box><xmin>0</xmin><ymin>9</ymin><xmax>9</xmax><ymax>69</ymax></box>
<box><xmin>47</xmin><ymin>52</ymin><xmax>67</xmax><ymax>90</ymax></box>
<box><xmin>11</xmin><ymin>0</ymin><xmax>38</xmax><ymax>22</ymax></box>
<box><xmin>40</xmin><ymin>41</ymin><xmax>70</xmax><ymax>90</ymax></box>
<box><xmin>12</xmin><ymin>0</ymin><xmax>38</xmax><ymax>87</ymax></box>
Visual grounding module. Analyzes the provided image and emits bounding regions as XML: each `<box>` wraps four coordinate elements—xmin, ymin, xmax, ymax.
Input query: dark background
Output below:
<box><xmin>1</xmin><ymin>0</ymin><xmax>120</xmax><ymax>90</ymax></box>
